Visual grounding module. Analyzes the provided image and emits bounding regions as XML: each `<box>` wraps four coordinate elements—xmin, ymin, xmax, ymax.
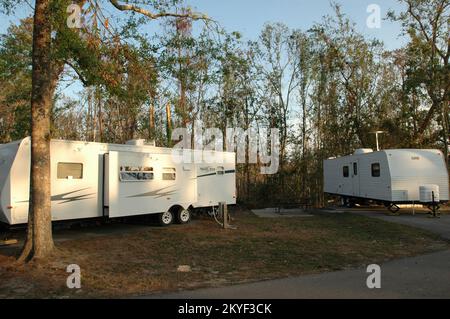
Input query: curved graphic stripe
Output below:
<box><xmin>127</xmin><ymin>186</ymin><xmax>178</xmax><ymax>199</ymax></box>
<box><xmin>17</xmin><ymin>188</ymin><xmax>95</xmax><ymax>204</ymax></box>
<box><xmin>51</xmin><ymin>188</ymin><xmax>96</xmax><ymax>204</ymax></box>
<box><xmin>197</xmin><ymin>170</ymin><xmax>236</xmax><ymax>178</ymax></box>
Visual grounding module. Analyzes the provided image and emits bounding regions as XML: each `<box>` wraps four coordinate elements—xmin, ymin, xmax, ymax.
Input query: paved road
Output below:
<box><xmin>145</xmin><ymin>210</ymin><xmax>450</xmax><ymax>299</ymax></box>
<box><xmin>350</xmin><ymin>210</ymin><xmax>450</xmax><ymax>240</ymax></box>
<box><xmin>147</xmin><ymin>250</ymin><xmax>450</xmax><ymax>299</ymax></box>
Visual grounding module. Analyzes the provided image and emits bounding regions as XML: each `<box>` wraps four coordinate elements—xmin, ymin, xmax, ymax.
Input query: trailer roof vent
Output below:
<box><xmin>126</xmin><ymin>139</ymin><xmax>146</xmax><ymax>146</ymax></box>
<box><xmin>125</xmin><ymin>139</ymin><xmax>156</xmax><ymax>147</ymax></box>
<box><xmin>354</xmin><ymin>148</ymin><xmax>373</xmax><ymax>155</ymax></box>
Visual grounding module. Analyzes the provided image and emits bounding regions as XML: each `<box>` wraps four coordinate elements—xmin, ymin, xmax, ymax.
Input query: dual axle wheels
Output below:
<box><xmin>340</xmin><ymin>197</ymin><xmax>355</xmax><ymax>208</ymax></box>
<box><xmin>158</xmin><ymin>208</ymin><xmax>191</xmax><ymax>226</ymax></box>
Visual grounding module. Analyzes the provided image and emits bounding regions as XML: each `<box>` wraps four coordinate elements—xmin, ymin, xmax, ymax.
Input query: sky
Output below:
<box><xmin>0</xmin><ymin>0</ymin><xmax>409</xmax><ymax>101</ymax></box>
<box><xmin>0</xmin><ymin>0</ymin><xmax>408</xmax><ymax>50</ymax></box>
<box><xmin>185</xmin><ymin>0</ymin><xmax>408</xmax><ymax>50</ymax></box>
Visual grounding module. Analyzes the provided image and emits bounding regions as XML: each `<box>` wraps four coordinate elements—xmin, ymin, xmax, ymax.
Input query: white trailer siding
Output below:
<box><xmin>323</xmin><ymin>152</ymin><xmax>391</xmax><ymax>201</ymax></box>
<box><xmin>0</xmin><ymin>141</ymin><xmax>21</xmax><ymax>224</ymax></box>
<box><xmin>50</xmin><ymin>140</ymin><xmax>103</xmax><ymax>222</ymax></box>
<box><xmin>107</xmin><ymin>150</ymin><xmax>197</xmax><ymax>218</ymax></box>
<box><xmin>387</xmin><ymin>149</ymin><xmax>449</xmax><ymax>202</ymax></box>
<box><xmin>357</xmin><ymin>152</ymin><xmax>391</xmax><ymax>201</ymax></box>
<box><xmin>0</xmin><ymin>137</ymin><xmax>237</xmax><ymax>225</ymax></box>
<box><xmin>5</xmin><ymin>138</ymin><xmax>103</xmax><ymax>224</ymax></box>
<box><xmin>324</xmin><ymin>149</ymin><xmax>449</xmax><ymax>203</ymax></box>
<box><xmin>195</xmin><ymin>151</ymin><xmax>236</xmax><ymax>208</ymax></box>
<box><xmin>8</xmin><ymin>138</ymin><xmax>32</xmax><ymax>224</ymax></box>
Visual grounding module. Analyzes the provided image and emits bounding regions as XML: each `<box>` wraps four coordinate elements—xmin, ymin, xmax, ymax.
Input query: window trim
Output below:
<box><xmin>343</xmin><ymin>165</ymin><xmax>349</xmax><ymax>178</ymax></box>
<box><xmin>371</xmin><ymin>163</ymin><xmax>381</xmax><ymax>177</ymax></box>
<box><xmin>57</xmin><ymin>162</ymin><xmax>83</xmax><ymax>180</ymax></box>
<box><xmin>162</xmin><ymin>167</ymin><xmax>176</xmax><ymax>181</ymax></box>
<box><xmin>119</xmin><ymin>166</ymin><xmax>154</xmax><ymax>182</ymax></box>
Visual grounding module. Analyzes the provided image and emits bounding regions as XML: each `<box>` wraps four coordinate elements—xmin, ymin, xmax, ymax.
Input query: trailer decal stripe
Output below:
<box><xmin>51</xmin><ymin>188</ymin><xmax>96</xmax><ymax>204</ymax></box>
<box><xmin>16</xmin><ymin>188</ymin><xmax>95</xmax><ymax>204</ymax></box>
<box><xmin>196</xmin><ymin>170</ymin><xmax>236</xmax><ymax>178</ymax></box>
<box><xmin>196</xmin><ymin>172</ymin><xmax>216</xmax><ymax>178</ymax></box>
<box><xmin>127</xmin><ymin>186</ymin><xmax>178</xmax><ymax>199</ymax></box>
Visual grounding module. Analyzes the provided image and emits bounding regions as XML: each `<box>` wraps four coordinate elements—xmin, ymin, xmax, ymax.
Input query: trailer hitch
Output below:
<box><xmin>424</xmin><ymin>191</ymin><xmax>441</xmax><ymax>218</ymax></box>
<box><xmin>426</xmin><ymin>203</ymin><xmax>440</xmax><ymax>218</ymax></box>
<box><xmin>387</xmin><ymin>203</ymin><xmax>400</xmax><ymax>215</ymax></box>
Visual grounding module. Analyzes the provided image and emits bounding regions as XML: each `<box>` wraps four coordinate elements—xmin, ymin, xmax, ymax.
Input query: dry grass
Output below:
<box><xmin>0</xmin><ymin>210</ymin><xmax>448</xmax><ymax>298</ymax></box>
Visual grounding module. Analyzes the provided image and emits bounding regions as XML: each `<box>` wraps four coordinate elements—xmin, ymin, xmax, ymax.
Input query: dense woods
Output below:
<box><xmin>0</xmin><ymin>0</ymin><xmax>448</xmax><ymax>214</ymax></box>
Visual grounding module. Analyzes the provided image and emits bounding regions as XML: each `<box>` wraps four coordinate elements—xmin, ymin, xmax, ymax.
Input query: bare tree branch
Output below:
<box><xmin>109</xmin><ymin>0</ymin><xmax>211</xmax><ymax>21</ymax></box>
<box><xmin>64</xmin><ymin>60</ymin><xmax>89</xmax><ymax>86</ymax></box>
<box><xmin>406</xmin><ymin>0</ymin><xmax>448</xmax><ymax>61</ymax></box>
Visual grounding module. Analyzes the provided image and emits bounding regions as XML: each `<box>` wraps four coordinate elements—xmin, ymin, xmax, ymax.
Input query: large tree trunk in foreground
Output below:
<box><xmin>19</xmin><ymin>0</ymin><xmax>55</xmax><ymax>262</ymax></box>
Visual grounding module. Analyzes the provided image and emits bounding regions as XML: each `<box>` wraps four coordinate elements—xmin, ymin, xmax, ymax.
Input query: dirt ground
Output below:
<box><xmin>0</xmin><ymin>208</ymin><xmax>448</xmax><ymax>298</ymax></box>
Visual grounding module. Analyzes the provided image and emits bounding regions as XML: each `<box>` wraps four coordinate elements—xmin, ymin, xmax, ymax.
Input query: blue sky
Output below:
<box><xmin>185</xmin><ymin>0</ymin><xmax>408</xmax><ymax>50</ymax></box>
<box><xmin>1</xmin><ymin>0</ymin><xmax>408</xmax><ymax>50</ymax></box>
<box><xmin>0</xmin><ymin>1</ymin><xmax>408</xmax><ymax>101</ymax></box>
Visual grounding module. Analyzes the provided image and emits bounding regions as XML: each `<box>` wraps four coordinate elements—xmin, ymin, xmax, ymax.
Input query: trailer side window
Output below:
<box><xmin>200</xmin><ymin>166</ymin><xmax>214</xmax><ymax>173</ymax></box>
<box><xmin>57</xmin><ymin>163</ymin><xmax>83</xmax><ymax>179</ymax></box>
<box><xmin>353</xmin><ymin>162</ymin><xmax>358</xmax><ymax>175</ymax></box>
<box><xmin>371</xmin><ymin>163</ymin><xmax>381</xmax><ymax>177</ymax></box>
<box><xmin>120</xmin><ymin>166</ymin><xmax>154</xmax><ymax>182</ymax></box>
<box><xmin>343</xmin><ymin>166</ymin><xmax>349</xmax><ymax>178</ymax></box>
<box><xmin>162</xmin><ymin>168</ymin><xmax>176</xmax><ymax>180</ymax></box>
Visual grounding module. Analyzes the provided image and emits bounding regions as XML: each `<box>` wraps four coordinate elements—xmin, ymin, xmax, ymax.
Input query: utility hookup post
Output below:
<box><xmin>431</xmin><ymin>191</ymin><xmax>439</xmax><ymax>218</ymax></box>
<box><xmin>219</xmin><ymin>202</ymin><xmax>229</xmax><ymax>229</ymax></box>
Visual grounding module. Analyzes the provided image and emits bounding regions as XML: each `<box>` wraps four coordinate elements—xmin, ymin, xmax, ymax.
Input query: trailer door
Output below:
<box><xmin>341</xmin><ymin>163</ymin><xmax>353</xmax><ymax>195</ymax></box>
<box><xmin>104</xmin><ymin>151</ymin><xmax>120</xmax><ymax>217</ymax></box>
<box><xmin>103</xmin><ymin>153</ymin><xmax>110</xmax><ymax>216</ymax></box>
<box><xmin>351</xmin><ymin>160</ymin><xmax>360</xmax><ymax>197</ymax></box>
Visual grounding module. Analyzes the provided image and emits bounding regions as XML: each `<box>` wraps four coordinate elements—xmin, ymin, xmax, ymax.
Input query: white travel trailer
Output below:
<box><xmin>0</xmin><ymin>137</ymin><xmax>236</xmax><ymax>226</ymax></box>
<box><xmin>323</xmin><ymin>149</ymin><xmax>449</xmax><ymax>211</ymax></box>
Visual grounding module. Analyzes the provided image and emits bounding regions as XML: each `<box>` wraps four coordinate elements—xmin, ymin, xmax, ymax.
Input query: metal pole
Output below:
<box><xmin>372</xmin><ymin>131</ymin><xmax>385</xmax><ymax>151</ymax></box>
<box><xmin>223</xmin><ymin>202</ymin><xmax>229</xmax><ymax>229</ymax></box>
<box><xmin>432</xmin><ymin>191</ymin><xmax>436</xmax><ymax>217</ymax></box>
<box><xmin>376</xmin><ymin>133</ymin><xmax>380</xmax><ymax>152</ymax></box>
<box><xmin>218</xmin><ymin>202</ymin><xmax>228</xmax><ymax>229</ymax></box>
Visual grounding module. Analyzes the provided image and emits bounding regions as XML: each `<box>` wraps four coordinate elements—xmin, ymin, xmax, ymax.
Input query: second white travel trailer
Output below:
<box><xmin>0</xmin><ymin>137</ymin><xmax>236</xmax><ymax>226</ymax></box>
<box><xmin>323</xmin><ymin>148</ymin><xmax>449</xmax><ymax>213</ymax></box>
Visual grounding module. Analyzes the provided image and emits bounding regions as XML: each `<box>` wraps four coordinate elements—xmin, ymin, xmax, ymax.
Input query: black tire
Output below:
<box><xmin>347</xmin><ymin>200</ymin><xmax>355</xmax><ymax>208</ymax></box>
<box><xmin>176</xmin><ymin>208</ymin><xmax>191</xmax><ymax>224</ymax></box>
<box><xmin>341</xmin><ymin>197</ymin><xmax>348</xmax><ymax>207</ymax></box>
<box><xmin>158</xmin><ymin>211</ymin><xmax>174</xmax><ymax>226</ymax></box>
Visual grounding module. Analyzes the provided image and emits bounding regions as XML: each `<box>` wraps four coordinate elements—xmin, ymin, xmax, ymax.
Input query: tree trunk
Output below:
<box><xmin>97</xmin><ymin>89</ymin><xmax>103</xmax><ymax>142</ymax></box>
<box><xmin>442</xmin><ymin>100</ymin><xmax>449</xmax><ymax>168</ymax></box>
<box><xmin>166</xmin><ymin>103</ymin><xmax>172</xmax><ymax>146</ymax></box>
<box><xmin>19</xmin><ymin>0</ymin><xmax>57</xmax><ymax>262</ymax></box>
<box><xmin>149</xmin><ymin>103</ymin><xmax>155</xmax><ymax>140</ymax></box>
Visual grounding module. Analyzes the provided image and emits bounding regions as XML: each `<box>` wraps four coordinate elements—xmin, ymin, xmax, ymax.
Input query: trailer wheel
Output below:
<box><xmin>341</xmin><ymin>197</ymin><xmax>352</xmax><ymax>208</ymax></box>
<box><xmin>158</xmin><ymin>211</ymin><xmax>174</xmax><ymax>226</ymax></box>
<box><xmin>347</xmin><ymin>200</ymin><xmax>355</xmax><ymax>208</ymax></box>
<box><xmin>176</xmin><ymin>208</ymin><xmax>191</xmax><ymax>224</ymax></box>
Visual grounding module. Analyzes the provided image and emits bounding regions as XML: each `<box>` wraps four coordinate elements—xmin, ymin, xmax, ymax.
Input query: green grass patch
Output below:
<box><xmin>0</xmin><ymin>211</ymin><xmax>447</xmax><ymax>298</ymax></box>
